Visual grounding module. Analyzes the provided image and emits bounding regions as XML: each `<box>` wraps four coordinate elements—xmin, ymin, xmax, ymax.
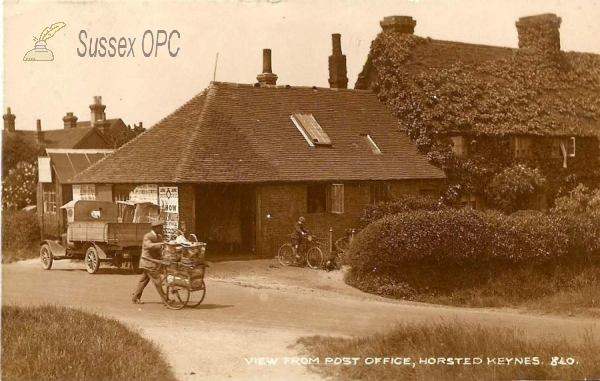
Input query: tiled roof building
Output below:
<box><xmin>72</xmin><ymin>82</ymin><xmax>445</xmax><ymax>184</ymax></box>
<box><xmin>69</xmin><ymin>42</ymin><xmax>445</xmax><ymax>257</ymax></box>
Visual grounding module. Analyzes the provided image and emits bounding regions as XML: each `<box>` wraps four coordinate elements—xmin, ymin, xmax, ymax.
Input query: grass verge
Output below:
<box><xmin>298</xmin><ymin>321</ymin><xmax>600</xmax><ymax>381</ymax></box>
<box><xmin>345</xmin><ymin>266</ymin><xmax>600</xmax><ymax>317</ymax></box>
<box><xmin>1</xmin><ymin>304</ymin><xmax>178</xmax><ymax>381</ymax></box>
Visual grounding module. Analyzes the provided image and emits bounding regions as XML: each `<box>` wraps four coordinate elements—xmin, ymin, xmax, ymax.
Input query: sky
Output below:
<box><xmin>3</xmin><ymin>0</ymin><xmax>600</xmax><ymax>131</ymax></box>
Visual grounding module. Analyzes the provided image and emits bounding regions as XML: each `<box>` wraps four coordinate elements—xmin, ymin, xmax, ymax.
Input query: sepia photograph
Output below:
<box><xmin>2</xmin><ymin>0</ymin><xmax>599</xmax><ymax>380</ymax></box>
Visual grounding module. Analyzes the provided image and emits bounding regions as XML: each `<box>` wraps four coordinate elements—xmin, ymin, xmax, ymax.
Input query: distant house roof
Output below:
<box><xmin>71</xmin><ymin>82</ymin><xmax>445</xmax><ymax>184</ymax></box>
<box><xmin>3</xmin><ymin>126</ymin><xmax>110</xmax><ymax>150</ymax></box>
<box><xmin>75</xmin><ymin>119</ymin><xmax>121</xmax><ymax>129</ymax></box>
<box><xmin>45</xmin><ymin>149</ymin><xmax>114</xmax><ymax>183</ymax></box>
<box><xmin>356</xmin><ymin>27</ymin><xmax>600</xmax><ymax>138</ymax></box>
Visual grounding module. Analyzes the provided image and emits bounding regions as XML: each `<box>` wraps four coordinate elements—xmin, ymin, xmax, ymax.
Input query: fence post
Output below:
<box><xmin>329</xmin><ymin>227</ymin><xmax>333</xmax><ymax>254</ymax></box>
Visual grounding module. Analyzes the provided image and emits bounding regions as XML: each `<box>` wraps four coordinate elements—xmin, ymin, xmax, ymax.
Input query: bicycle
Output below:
<box><xmin>278</xmin><ymin>235</ymin><xmax>324</xmax><ymax>269</ymax></box>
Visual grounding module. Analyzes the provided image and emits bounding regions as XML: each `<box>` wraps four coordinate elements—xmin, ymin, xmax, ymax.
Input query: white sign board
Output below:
<box><xmin>38</xmin><ymin>157</ymin><xmax>52</xmax><ymax>183</ymax></box>
<box><xmin>159</xmin><ymin>186</ymin><xmax>179</xmax><ymax>235</ymax></box>
<box><xmin>129</xmin><ymin>184</ymin><xmax>158</xmax><ymax>204</ymax></box>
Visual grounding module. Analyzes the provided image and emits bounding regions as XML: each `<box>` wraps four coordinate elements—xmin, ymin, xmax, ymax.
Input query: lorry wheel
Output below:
<box><xmin>40</xmin><ymin>244</ymin><xmax>53</xmax><ymax>270</ymax></box>
<box><xmin>85</xmin><ymin>246</ymin><xmax>100</xmax><ymax>274</ymax></box>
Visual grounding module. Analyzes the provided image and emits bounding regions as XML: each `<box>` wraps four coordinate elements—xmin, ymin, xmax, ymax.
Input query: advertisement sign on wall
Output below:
<box><xmin>159</xmin><ymin>186</ymin><xmax>179</xmax><ymax>235</ymax></box>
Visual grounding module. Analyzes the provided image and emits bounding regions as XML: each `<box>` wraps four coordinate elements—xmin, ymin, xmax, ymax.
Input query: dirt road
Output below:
<box><xmin>2</xmin><ymin>259</ymin><xmax>598</xmax><ymax>380</ymax></box>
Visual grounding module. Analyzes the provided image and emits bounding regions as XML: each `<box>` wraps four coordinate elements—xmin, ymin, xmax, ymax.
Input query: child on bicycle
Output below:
<box><xmin>291</xmin><ymin>216</ymin><xmax>308</xmax><ymax>258</ymax></box>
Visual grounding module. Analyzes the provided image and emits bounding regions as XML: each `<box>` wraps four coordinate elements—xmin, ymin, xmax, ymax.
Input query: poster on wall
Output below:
<box><xmin>159</xmin><ymin>186</ymin><xmax>179</xmax><ymax>236</ymax></box>
<box><xmin>129</xmin><ymin>184</ymin><xmax>158</xmax><ymax>204</ymax></box>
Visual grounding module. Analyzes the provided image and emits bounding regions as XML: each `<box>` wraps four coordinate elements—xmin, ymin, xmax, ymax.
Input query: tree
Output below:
<box><xmin>2</xmin><ymin>161</ymin><xmax>37</xmax><ymax>210</ymax></box>
<box><xmin>2</xmin><ymin>134</ymin><xmax>42</xmax><ymax>178</ymax></box>
<box><xmin>485</xmin><ymin>164</ymin><xmax>546</xmax><ymax>213</ymax></box>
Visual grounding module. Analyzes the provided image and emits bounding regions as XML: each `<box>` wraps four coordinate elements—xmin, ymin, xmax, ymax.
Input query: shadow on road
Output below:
<box><xmin>195</xmin><ymin>304</ymin><xmax>234</xmax><ymax>310</ymax></box>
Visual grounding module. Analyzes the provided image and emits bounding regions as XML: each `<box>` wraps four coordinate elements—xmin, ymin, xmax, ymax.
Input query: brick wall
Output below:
<box><xmin>257</xmin><ymin>180</ymin><xmax>443</xmax><ymax>256</ymax></box>
<box><xmin>178</xmin><ymin>183</ymin><xmax>195</xmax><ymax>234</ymax></box>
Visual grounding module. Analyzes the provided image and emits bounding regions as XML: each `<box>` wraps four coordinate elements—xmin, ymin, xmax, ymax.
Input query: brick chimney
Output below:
<box><xmin>516</xmin><ymin>14</ymin><xmax>562</xmax><ymax>54</ymax></box>
<box><xmin>3</xmin><ymin>107</ymin><xmax>16</xmax><ymax>132</ymax></box>
<box><xmin>62</xmin><ymin>112</ymin><xmax>78</xmax><ymax>129</ymax></box>
<box><xmin>380</xmin><ymin>16</ymin><xmax>417</xmax><ymax>34</ymax></box>
<box><xmin>35</xmin><ymin>119</ymin><xmax>44</xmax><ymax>144</ymax></box>
<box><xmin>256</xmin><ymin>49</ymin><xmax>278</xmax><ymax>86</ymax></box>
<box><xmin>89</xmin><ymin>96</ymin><xmax>106</xmax><ymax>127</ymax></box>
<box><xmin>329</xmin><ymin>34</ymin><xmax>348</xmax><ymax>89</ymax></box>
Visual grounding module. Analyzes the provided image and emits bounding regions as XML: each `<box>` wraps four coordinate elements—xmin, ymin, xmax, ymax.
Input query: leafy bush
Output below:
<box><xmin>552</xmin><ymin>183</ymin><xmax>600</xmax><ymax>219</ymax></box>
<box><xmin>360</xmin><ymin>194</ymin><xmax>445</xmax><ymax>228</ymax></box>
<box><xmin>485</xmin><ymin>164</ymin><xmax>546</xmax><ymax>213</ymax></box>
<box><xmin>2</xmin><ymin>161</ymin><xmax>37</xmax><ymax>210</ymax></box>
<box><xmin>2</xmin><ymin>210</ymin><xmax>40</xmax><ymax>251</ymax></box>
<box><xmin>346</xmin><ymin>209</ymin><xmax>597</xmax><ymax>295</ymax></box>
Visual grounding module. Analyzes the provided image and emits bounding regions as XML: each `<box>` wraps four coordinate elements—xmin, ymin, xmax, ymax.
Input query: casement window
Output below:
<box><xmin>450</xmin><ymin>136</ymin><xmax>468</xmax><ymax>157</ymax></box>
<box><xmin>460</xmin><ymin>194</ymin><xmax>477</xmax><ymax>210</ymax></box>
<box><xmin>73</xmin><ymin>184</ymin><xmax>96</xmax><ymax>201</ymax></box>
<box><xmin>42</xmin><ymin>183</ymin><xmax>57</xmax><ymax>213</ymax></box>
<box><xmin>291</xmin><ymin>114</ymin><xmax>332</xmax><ymax>146</ymax></box>
<box><xmin>566</xmin><ymin>137</ymin><xmax>576</xmax><ymax>157</ymax></box>
<box><xmin>307</xmin><ymin>183</ymin><xmax>344</xmax><ymax>214</ymax></box>
<box><xmin>552</xmin><ymin>137</ymin><xmax>576</xmax><ymax>158</ymax></box>
<box><xmin>551</xmin><ymin>137</ymin><xmax>576</xmax><ymax>168</ymax></box>
<box><xmin>512</xmin><ymin>136</ymin><xmax>532</xmax><ymax>158</ymax></box>
<box><xmin>370</xmin><ymin>182</ymin><xmax>392</xmax><ymax>204</ymax></box>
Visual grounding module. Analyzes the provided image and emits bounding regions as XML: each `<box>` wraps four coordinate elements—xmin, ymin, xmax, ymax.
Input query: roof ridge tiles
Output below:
<box><xmin>210</xmin><ymin>81</ymin><xmax>373</xmax><ymax>93</ymax></box>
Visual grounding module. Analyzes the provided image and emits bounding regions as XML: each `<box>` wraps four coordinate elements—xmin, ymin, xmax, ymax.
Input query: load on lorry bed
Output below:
<box><xmin>40</xmin><ymin>200</ymin><xmax>154</xmax><ymax>274</ymax></box>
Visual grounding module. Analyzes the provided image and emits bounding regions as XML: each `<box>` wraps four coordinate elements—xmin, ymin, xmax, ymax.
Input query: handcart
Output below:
<box><xmin>159</xmin><ymin>233</ymin><xmax>208</xmax><ymax>310</ymax></box>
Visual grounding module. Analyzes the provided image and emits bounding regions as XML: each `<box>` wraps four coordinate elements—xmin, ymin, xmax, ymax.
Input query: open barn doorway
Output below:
<box><xmin>194</xmin><ymin>184</ymin><xmax>256</xmax><ymax>257</ymax></box>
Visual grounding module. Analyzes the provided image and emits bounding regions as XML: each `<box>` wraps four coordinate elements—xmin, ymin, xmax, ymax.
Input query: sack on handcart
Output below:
<box><xmin>162</xmin><ymin>242</ymin><xmax>182</xmax><ymax>262</ymax></box>
<box><xmin>181</xmin><ymin>234</ymin><xmax>207</xmax><ymax>266</ymax></box>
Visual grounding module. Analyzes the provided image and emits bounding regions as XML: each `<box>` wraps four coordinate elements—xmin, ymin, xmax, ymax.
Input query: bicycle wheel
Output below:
<box><xmin>278</xmin><ymin>243</ymin><xmax>295</xmax><ymax>266</ymax></box>
<box><xmin>187</xmin><ymin>280</ymin><xmax>206</xmax><ymax>308</ymax></box>
<box><xmin>306</xmin><ymin>247</ymin><xmax>324</xmax><ymax>269</ymax></box>
<box><xmin>161</xmin><ymin>277</ymin><xmax>190</xmax><ymax>310</ymax></box>
<box><xmin>335</xmin><ymin>237</ymin><xmax>350</xmax><ymax>254</ymax></box>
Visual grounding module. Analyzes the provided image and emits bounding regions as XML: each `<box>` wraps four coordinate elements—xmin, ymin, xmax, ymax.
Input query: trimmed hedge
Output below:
<box><xmin>2</xmin><ymin>210</ymin><xmax>40</xmax><ymax>250</ymax></box>
<box><xmin>360</xmin><ymin>194</ymin><xmax>446</xmax><ymax>228</ymax></box>
<box><xmin>346</xmin><ymin>209</ymin><xmax>599</xmax><ymax>294</ymax></box>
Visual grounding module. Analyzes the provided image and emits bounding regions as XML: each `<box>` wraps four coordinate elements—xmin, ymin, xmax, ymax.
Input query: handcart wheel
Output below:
<box><xmin>161</xmin><ymin>277</ymin><xmax>190</xmax><ymax>310</ymax></box>
<box><xmin>186</xmin><ymin>280</ymin><xmax>206</xmax><ymax>308</ymax></box>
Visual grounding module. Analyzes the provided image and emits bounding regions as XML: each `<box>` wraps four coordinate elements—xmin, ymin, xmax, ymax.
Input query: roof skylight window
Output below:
<box><xmin>290</xmin><ymin>114</ymin><xmax>332</xmax><ymax>146</ymax></box>
<box><xmin>365</xmin><ymin>134</ymin><xmax>382</xmax><ymax>154</ymax></box>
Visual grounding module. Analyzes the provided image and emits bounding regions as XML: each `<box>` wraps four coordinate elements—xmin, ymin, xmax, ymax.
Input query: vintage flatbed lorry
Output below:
<box><xmin>40</xmin><ymin>200</ymin><xmax>152</xmax><ymax>274</ymax></box>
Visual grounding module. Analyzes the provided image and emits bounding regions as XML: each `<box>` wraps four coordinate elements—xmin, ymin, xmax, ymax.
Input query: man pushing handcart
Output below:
<box><xmin>132</xmin><ymin>222</ymin><xmax>208</xmax><ymax>309</ymax></box>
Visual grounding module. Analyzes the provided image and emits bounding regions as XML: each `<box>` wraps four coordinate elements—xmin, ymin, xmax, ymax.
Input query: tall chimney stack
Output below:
<box><xmin>380</xmin><ymin>16</ymin><xmax>417</xmax><ymax>34</ymax></box>
<box><xmin>329</xmin><ymin>34</ymin><xmax>348</xmax><ymax>89</ymax></box>
<box><xmin>62</xmin><ymin>112</ymin><xmax>78</xmax><ymax>129</ymax></box>
<box><xmin>516</xmin><ymin>14</ymin><xmax>562</xmax><ymax>54</ymax></box>
<box><xmin>3</xmin><ymin>107</ymin><xmax>16</xmax><ymax>132</ymax></box>
<box><xmin>89</xmin><ymin>96</ymin><xmax>106</xmax><ymax>127</ymax></box>
<box><xmin>35</xmin><ymin>119</ymin><xmax>44</xmax><ymax>144</ymax></box>
<box><xmin>256</xmin><ymin>49</ymin><xmax>278</xmax><ymax>86</ymax></box>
